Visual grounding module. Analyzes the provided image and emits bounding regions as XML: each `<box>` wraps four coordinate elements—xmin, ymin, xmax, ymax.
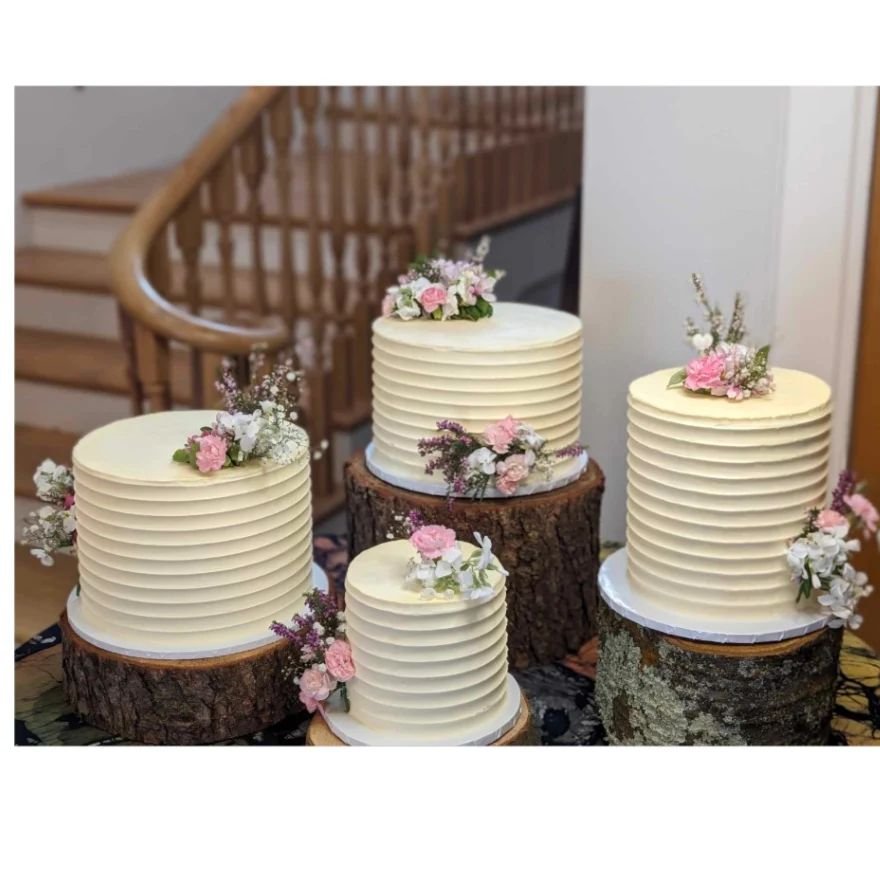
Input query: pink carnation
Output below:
<box><xmin>63</xmin><ymin>492</ymin><xmax>76</xmax><ymax>510</ymax></box>
<box><xmin>410</xmin><ymin>524</ymin><xmax>457</xmax><ymax>560</ymax></box>
<box><xmin>195</xmin><ymin>434</ymin><xmax>228</xmax><ymax>473</ymax></box>
<box><xmin>483</xmin><ymin>415</ymin><xmax>521</xmax><ymax>454</ymax></box>
<box><xmin>325</xmin><ymin>639</ymin><xmax>355</xmax><ymax>682</ymax></box>
<box><xmin>844</xmin><ymin>493</ymin><xmax>879</xmax><ymax>536</ymax></box>
<box><xmin>381</xmin><ymin>294</ymin><xmax>395</xmax><ymax>317</ymax></box>
<box><xmin>418</xmin><ymin>285</ymin><xmax>448</xmax><ymax>314</ymax></box>
<box><xmin>684</xmin><ymin>352</ymin><xmax>727</xmax><ymax>394</ymax></box>
<box><xmin>495</xmin><ymin>453</ymin><xmax>530</xmax><ymax>496</ymax></box>
<box><xmin>299</xmin><ymin>666</ymin><xmax>333</xmax><ymax>713</ymax></box>
<box><xmin>816</xmin><ymin>508</ymin><xmax>848</xmax><ymax>531</ymax></box>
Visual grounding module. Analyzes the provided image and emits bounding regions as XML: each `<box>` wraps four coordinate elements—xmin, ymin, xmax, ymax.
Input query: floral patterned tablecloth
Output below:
<box><xmin>13</xmin><ymin>537</ymin><xmax>880</xmax><ymax>746</ymax></box>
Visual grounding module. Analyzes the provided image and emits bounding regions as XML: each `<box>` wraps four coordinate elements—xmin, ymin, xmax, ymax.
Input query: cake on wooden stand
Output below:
<box><xmin>347</xmin><ymin>257</ymin><xmax>604</xmax><ymax>667</ymax></box>
<box><xmin>596</xmin><ymin>304</ymin><xmax>875</xmax><ymax>744</ymax></box>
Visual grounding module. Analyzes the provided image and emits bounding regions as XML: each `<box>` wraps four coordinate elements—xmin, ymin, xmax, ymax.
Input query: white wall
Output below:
<box><xmin>579</xmin><ymin>86</ymin><xmax>876</xmax><ymax>542</ymax></box>
<box><xmin>15</xmin><ymin>86</ymin><xmax>244</xmax><ymax>239</ymax></box>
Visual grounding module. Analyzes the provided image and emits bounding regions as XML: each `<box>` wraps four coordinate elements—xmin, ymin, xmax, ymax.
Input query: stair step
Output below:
<box><xmin>15</xmin><ymin>424</ymin><xmax>80</xmax><ymax>496</ymax></box>
<box><xmin>15</xmin><ymin>247</ymin><xmax>112</xmax><ymax>294</ymax></box>
<box><xmin>23</xmin><ymin>167</ymin><xmax>171</xmax><ymax>215</ymax></box>
<box><xmin>15</xmin><ymin>328</ymin><xmax>192</xmax><ymax>402</ymax></box>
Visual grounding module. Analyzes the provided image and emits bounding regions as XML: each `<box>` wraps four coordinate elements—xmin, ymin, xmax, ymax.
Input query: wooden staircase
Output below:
<box><xmin>15</xmin><ymin>86</ymin><xmax>584</xmax><ymax>519</ymax></box>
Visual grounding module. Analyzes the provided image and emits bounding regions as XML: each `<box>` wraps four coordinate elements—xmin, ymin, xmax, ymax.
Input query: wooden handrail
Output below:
<box><xmin>109</xmin><ymin>87</ymin><xmax>289</xmax><ymax>355</ymax></box>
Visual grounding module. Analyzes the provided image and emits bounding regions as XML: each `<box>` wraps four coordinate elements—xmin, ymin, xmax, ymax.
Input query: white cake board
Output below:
<box><xmin>65</xmin><ymin>561</ymin><xmax>330</xmax><ymax>661</ymax></box>
<box><xmin>365</xmin><ymin>441</ymin><xmax>588</xmax><ymax>499</ymax></box>
<box><xmin>323</xmin><ymin>674</ymin><xmax>522</xmax><ymax>746</ymax></box>
<box><xmin>599</xmin><ymin>547</ymin><xmax>828</xmax><ymax>645</ymax></box>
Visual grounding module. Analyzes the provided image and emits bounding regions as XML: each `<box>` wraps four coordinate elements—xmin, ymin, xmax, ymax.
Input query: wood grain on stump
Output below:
<box><xmin>345</xmin><ymin>452</ymin><xmax>605</xmax><ymax>668</ymax></box>
<box><xmin>596</xmin><ymin>600</ymin><xmax>842</xmax><ymax>745</ymax></box>
<box><xmin>306</xmin><ymin>692</ymin><xmax>536</xmax><ymax>745</ymax></box>
<box><xmin>60</xmin><ymin>611</ymin><xmax>298</xmax><ymax>745</ymax></box>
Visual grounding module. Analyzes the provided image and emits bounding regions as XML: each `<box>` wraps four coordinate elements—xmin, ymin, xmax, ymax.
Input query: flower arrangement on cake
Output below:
<box><xmin>417</xmin><ymin>416</ymin><xmax>585</xmax><ymax>498</ymax></box>
<box><xmin>787</xmin><ymin>470</ymin><xmax>877</xmax><ymax>630</ymax></box>
<box><xmin>381</xmin><ymin>236</ymin><xmax>504</xmax><ymax>322</ymax></box>
<box><xmin>667</xmin><ymin>273</ymin><xmax>774</xmax><ymax>401</ymax></box>
<box><xmin>21</xmin><ymin>460</ymin><xmax>76</xmax><ymax>566</ymax></box>
<box><xmin>270</xmin><ymin>588</ymin><xmax>353</xmax><ymax>717</ymax></box>
<box><xmin>406</xmin><ymin>523</ymin><xmax>508</xmax><ymax>601</ymax></box>
<box><xmin>173</xmin><ymin>355</ymin><xmax>317</xmax><ymax>473</ymax></box>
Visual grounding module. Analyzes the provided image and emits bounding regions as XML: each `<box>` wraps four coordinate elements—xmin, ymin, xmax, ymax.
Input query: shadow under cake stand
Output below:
<box><xmin>60</xmin><ymin>563</ymin><xmax>328</xmax><ymax>745</ymax></box>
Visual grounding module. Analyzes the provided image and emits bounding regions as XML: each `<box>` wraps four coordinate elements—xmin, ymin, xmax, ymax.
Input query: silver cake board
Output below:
<box><xmin>365</xmin><ymin>441</ymin><xmax>588</xmax><ymax>499</ymax></box>
<box><xmin>65</xmin><ymin>561</ymin><xmax>329</xmax><ymax>661</ymax></box>
<box><xmin>599</xmin><ymin>547</ymin><xmax>828</xmax><ymax>645</ymax></box>
<box><xmin>324</xmin><ymin>674</ymin><xmax>522</xmax><ymax>746</ymax></box>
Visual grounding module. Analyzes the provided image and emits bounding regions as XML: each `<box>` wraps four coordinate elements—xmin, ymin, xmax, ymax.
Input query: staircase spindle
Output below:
<box><xmin>208</xmin><ymin>153</ymin><xmax>238</xmax><ymax>322</ymax></box>
<box><xmin>376</xmin><ymin>86</ymin><xmax>394</xmax><ymax>291</ymax></box>
<box><xmin>397</xmin><ymin>87</ymin><xmax>415</xmax><ymax>265</ymax></box>
<box><xmin>351</xmin><ymin>86</ymin><xmax>372</xmax><ymax>409</ymax></box>
<box><xmin>436</xmin><ymin>87</ymin><xmax>455</xmax><ymax>252</ymax></box>
<box><xmin>174</xmin><ymin>190</ymin><xmax>206</xmax><ymax>406</ymax></box>
<box><xmin>414</xmin><ymin>87</ymin><xmax>435</xmax><ymax>255</ymax></box>
<box><xmin>239</xmin><ymin>118</ymin><xmax>269</xmax><ymax>315</ymax></box>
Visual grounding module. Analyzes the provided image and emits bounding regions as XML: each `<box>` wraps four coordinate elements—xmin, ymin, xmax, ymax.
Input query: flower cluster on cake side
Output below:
<box><xmin>270</xmin><ymin>588</ymin><xmax>353</xmax><ymax>717</ymax></box>
<box><xmin>22</xmin><ymin>460</ymin><xmax>77</xmax><ymax>567</ymax></box>
<box><xmin>381</xmin><ymin>236</ymin><xmax>504</xmax><ymax>322</ymax></box>
<box><xmin>667</xmin><ymin>273</ymin><xmax>774</xmax><ymax>401</ymax></box>
<box><xmin>787</xmin><ymin>470</ymin><xmax>877</xmax><ymax>630</ymax></box>
<box><xmin>417</xmin><ymin>416</ymin><xmax>584</xmax><ymax>498</ymax></box>
<box><xmin>173</xmin><ymin>354</ymin><xmax>319</xmax><ymax>473</ymax></box>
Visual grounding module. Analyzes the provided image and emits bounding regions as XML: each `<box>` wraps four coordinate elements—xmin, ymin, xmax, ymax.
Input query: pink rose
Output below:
<box><xmin>684</xmin><ymin>353</ymin><xmax>727</xmax><ymax>393</ymax></box>
<box><xmin>816</xmin><ymin>508</ymin><xmax>848</xmax><ymax>531</ymax></box>
<box><xmin>495</xmin><ymin>453</ymin><xmax>530</xmax><ymax>496</ymax></box>
<box><xmin>418</xmin><ymin>285</ymin><xmax>448</xmax><ymax>314</ymax></box>
<box><xmin>299</xmin><ymin>666</ymin><xmax>333</xmax><ymax>713</ymax></box>
<box><xmin>381</xmin><ymin>294</ymin><xmax>395</xmax><ymax>317</ymax></box>
<box><xmin>195</xmin><ymin>433</ymin><xmax>228</xmax><ymax>473</ymax></box>
<box><xmin>63</xmin><ymin>492</ymin><xmax>76</xmax><ymax>510</ymax></box>
<box><xmin>325</xmin><ymin>639</ymin><xmax>356</xmax><ymax>682</ymax></box>
<box><xmin>410</xmin><ymin>524</ymin><xmax>457</xmax><ymax>559</ymax></box>
<box><xmin>483</xmin><ymin>415</ymin><xmax>521</xmax><ymax>454</ymax></box>
<box><xmin>845</xmin><ymin>493</ymin><xmax>879</xmax><ymax>535</ymax></box>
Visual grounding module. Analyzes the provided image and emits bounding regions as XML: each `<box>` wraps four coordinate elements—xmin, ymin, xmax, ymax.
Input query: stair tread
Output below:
<box><xmin>15</xmin><ymin>424</ymin><xmax>80</xmax><ymax>497</ymax></box>
<box><xmin>23</xmin><ymin>167</ymin><xmax>172</xmax><ymax>214</ymax></box>
<box><xmin>16</xmin><ymin>247</ymin><xmax>112</xmax><ymax>293</ymax></box>
<box><xmin>16</xmin><ymin>327</ymin><xmax>191</xmax><ymax>402</ymax></box>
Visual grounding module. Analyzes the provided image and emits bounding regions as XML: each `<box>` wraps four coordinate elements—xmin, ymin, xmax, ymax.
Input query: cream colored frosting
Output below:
<box><xmin>626</xmin><ymin>368</ymin><xmax>832</xmax><ymax>621</ymax></box>
<box><xmin>71</xmin><ymin>410</ymin><xmax>313</xmax><ymax>654</ymax></box>
<box><xmin>370</xmin><ymin>302</ymin><xmax>583</xmax><ymax>487</ymax></box>
<box><xmin>344</xmin><ymin>539</ymin><xmax>509</xmax><ymax>741</ymax></box>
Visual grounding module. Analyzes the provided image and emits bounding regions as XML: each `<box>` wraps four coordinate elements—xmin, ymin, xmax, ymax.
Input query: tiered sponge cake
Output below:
<box><xmin>625</xmin><ymin>367</ymin><xmax>832</xmax><ymax>626</ymax></box>
<box><xmin>325</xmin><ymin>540</ymin><xmax>522</xmax><ymax>745</ymax></box>
<box><xmin>369</xmin><ymin>301</ymin><xmax>584</xmax><ymax>493</ymax></box>
<box><xmin>69</xmin><ymin>410</ymin><xmax>313</xmax><ymax>658</ymax></box>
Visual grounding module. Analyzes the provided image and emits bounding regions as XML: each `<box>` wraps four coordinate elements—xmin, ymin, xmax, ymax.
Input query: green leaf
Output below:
<box><xmin>754</xmin><ymin>344</ymin><xmax>771</xmax><ymax>373</ymax></box>
<box><xmin>172</xmin><ymin>448</ymin><xmax>190</xmax><ymax>463</ymax></box>
<box><xmin>667</xmin><ymin>368</ymin><xmax>687</xmax><ymax>389</ymax></box>
<box><xmin>475</xmin><ymin>297</ymin><xmax>492</xmax><ymax>317</ymax></box>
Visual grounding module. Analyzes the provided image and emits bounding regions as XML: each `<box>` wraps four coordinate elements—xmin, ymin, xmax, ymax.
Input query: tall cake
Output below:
<box><xmin>70</xmin><ymin>410</ymin><xmax>313</xmax><ymax>657</ymax></box>
<box><xmin>626</xmin><ymin>368</ymin><xmax>832</xmax><ymax>622</ymax></box>
<box><xmin>369</xmin><ymin>301</ymin><xmax>584</xmax><ymax>493</ymax></box>
<box><xmin>327</xmin><ymin>538</ymin><xmax>520</xmax><ymax>745</ymax></box>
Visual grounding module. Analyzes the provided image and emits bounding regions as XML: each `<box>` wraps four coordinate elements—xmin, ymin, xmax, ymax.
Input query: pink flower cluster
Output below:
<box><xmin>298</xmin><ymin>640</ymin><xmax>355</xmax><ymax>713</ymax></box>
<box><xmin>410</xmin><ymin>524</ymin><xmax>457</xmax><ymax>559</ymax></box>
<box><xmin>681</xmin><ymin>343</ymin><xmax>774</xmax><ymax>401</ymax></box>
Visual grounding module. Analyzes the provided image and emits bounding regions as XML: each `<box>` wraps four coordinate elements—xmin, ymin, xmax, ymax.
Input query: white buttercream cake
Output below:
<box><xmin>69</xmin><ymin>410</ymin><xmax>313</xmax><ymax>656</ymax></box>
<box><xmin>626</xmin><ymin>368</ymin><xmax>832</xmax><ymax>622</ymax></box>
<box><xmin>342</xmin><ymin>539</ymin><xmax>516</xmax><ymax>743</ymax></box>
<box><xmin>370</xmin><ymin>302</ymin><xmax>583</xmax><ymax>491</ymax></box>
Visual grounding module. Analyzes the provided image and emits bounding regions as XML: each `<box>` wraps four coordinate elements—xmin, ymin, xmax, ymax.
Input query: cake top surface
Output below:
<box><xmin>629</xmin><ymin>368</ymin><xmax>831</xmax><ymax>422</ymax></box>
<box><xmin>73</xmin><ymin>410</ymin><xmax>300</xmax><ymax>485</ymax></box>
<box><xmin>373</xmin><ymin>302</ymin><xmax>581</xmax><ymax>352</ymax></box>
<box><xmin>346</xmin><ymin>539</ymin><xmax>504</xmax><ymax>606</ymax></box>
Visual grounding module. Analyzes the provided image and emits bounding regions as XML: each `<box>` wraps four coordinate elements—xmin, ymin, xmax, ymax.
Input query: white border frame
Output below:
<box><xmin>773</xmin><ymin>86</ymin><xmax>877</xmax><ymax>475</ymax></box>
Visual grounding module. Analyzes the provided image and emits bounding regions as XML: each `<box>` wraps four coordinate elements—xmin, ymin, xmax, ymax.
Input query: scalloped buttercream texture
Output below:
<box><xmin>344</xmin><ymin>539</ymin><xmax>509</xmax><ymax>741</ymax></box>
<box><xmin>371</xmin><ymin>302</ymin><xmax>583</xmax><ymax>487</ymax></box>
<box><xmin>626</xmin><ymin>368</ymin><xmax>832</xmax><ymax>622</ymax></box>
<box><xmin>72</xmin><ymin>410</ymin><xmax>313</xmax><ymax>653</ymax></box>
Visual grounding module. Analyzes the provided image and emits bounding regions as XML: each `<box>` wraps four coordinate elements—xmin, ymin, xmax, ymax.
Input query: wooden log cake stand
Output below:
<box><xmin>595</xmin><ymin>601</ymin><xmax>843</xmax><ymax>745</ymax></box>
<box><xmin>306</xmin><ymin>691</ymin><xmax>536</xmax><ymax>745</ymax></box>
<box><xmin>60</xmin><ymin>611</ymin><xmax>299</xmax><ymax>745</ymax></box>
<box><xmin>345</xmin><ymin>451</ymin><xmax>606</xmax><ymax>668</ymax></box>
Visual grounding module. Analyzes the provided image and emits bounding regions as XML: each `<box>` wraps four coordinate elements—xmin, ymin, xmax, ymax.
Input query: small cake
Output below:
<box><xmin>70</xmin><ymin>410</ymin><xmax>313</xmax><ymax>656</ymax></box>
<box><xmin>625</xmin><ymin>367</ymin><xmax>832</xmax><ymax>621</ymax></box>
<box><xmin>339</xmin><ymin>538</ymin><xmax>518</xmax><ymax>744</ymax></box>
<box><xmin>370</xmin><ymin>302</ymin><xmax>583</xmax><ymax>492</ymax></box>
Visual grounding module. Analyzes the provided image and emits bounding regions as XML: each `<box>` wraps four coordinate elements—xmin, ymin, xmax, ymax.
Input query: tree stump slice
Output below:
<box><xmin>344</xmin><ymin>452</ymin><xmax>605</xmax><ymax>668</ymax></box>
<box><xmin>596</xmin><ymin>600</ymin><xmax>842</xmax><ymax>745</ymax></box>
<box><xmin>60</xmin><ymin>611</ymin><xmax>298</xmax><ymax>745</ymax></box>
<box><xmin>306</xmin><ymin>692</ymin><xmax>536</xmax><ymax>745</ymax></box>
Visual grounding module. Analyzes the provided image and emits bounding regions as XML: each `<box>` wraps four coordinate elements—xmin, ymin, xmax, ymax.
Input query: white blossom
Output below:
<box><xmin>466</xmin><ymin>447</ymin><xmax>497</xmax><ymax>476</ymax></box>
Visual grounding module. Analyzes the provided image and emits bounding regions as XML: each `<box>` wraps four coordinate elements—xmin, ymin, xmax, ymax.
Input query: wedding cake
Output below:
<box><xmin>69</xmin><ymin>409</ymin><xmax>313</xmax><ymax>657</ymax></box>
<box><xmin>625</xmin><ymin>368</ymin><xmax>832</xmax><ymax>623</ymax></box>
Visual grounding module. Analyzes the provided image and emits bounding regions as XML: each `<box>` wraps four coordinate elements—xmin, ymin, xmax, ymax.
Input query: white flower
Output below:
<box><xmin>517</xmin><ymin>424</ymin><xmax>545</xmax><ymax>451</ymax></box>
<box><xmin>420</xmin><ymin>586</ymin><xmax>438</xmax><ymax>601</ymax></box>
<box><xmin>30</xmin><ymin>548</ymin><xmax>53</xmax><ymax>567</ymax></box>
<box><xmin>312</xmin><ymin>621</ymin><xmax>325</xmax><ymax>636</ymax></box>
<box><xmin>443</xmin><ymin>589</ymin><xmax>455</xmax><ymax>599</ymax></box>
<box><xmin>466</xmin><ymin>447</ymin><xmax>497</xmax><ymax>476</ymax></box>
<box><xmin>691</xmin><ymin>332</ymin><xmax>714</xmax><ymax>352</ymax></box>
